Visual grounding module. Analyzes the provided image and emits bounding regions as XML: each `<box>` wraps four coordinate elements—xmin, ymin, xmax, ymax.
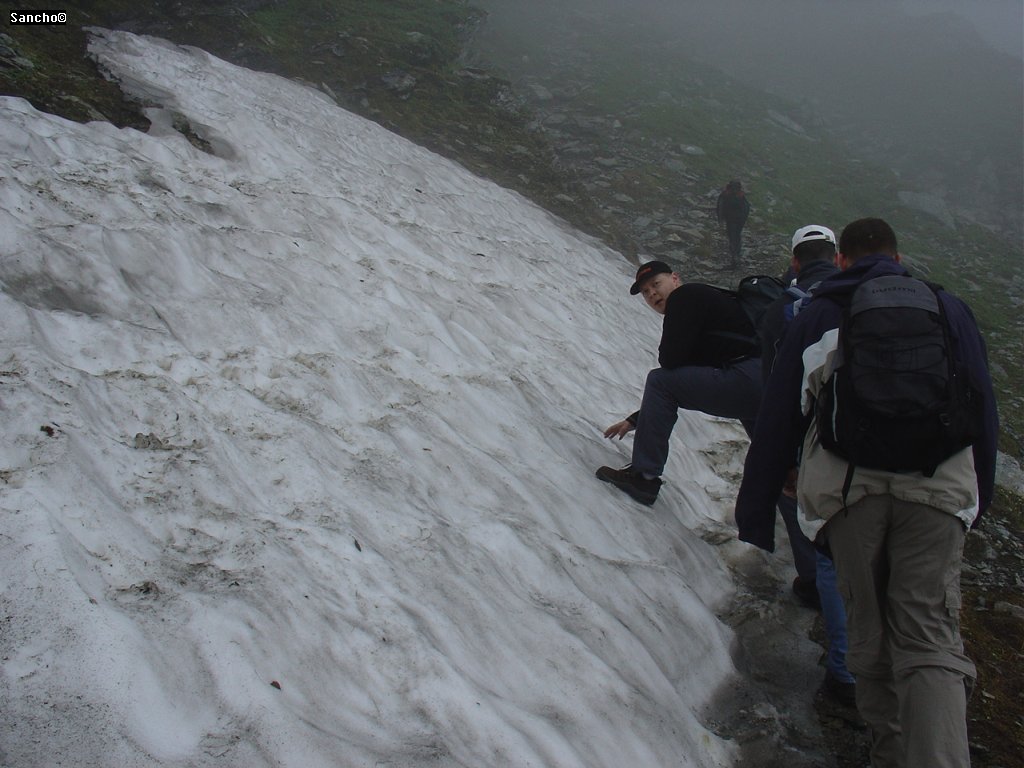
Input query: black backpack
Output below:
<box><xmin>709</xmin><ymin>275</ymin><xmax>786</xmax><ymax>354</ymax></box>
<box><xmin>815</xmin><ymin>274</ymin><xmax>977</xmax><ymax>478</ymax></box>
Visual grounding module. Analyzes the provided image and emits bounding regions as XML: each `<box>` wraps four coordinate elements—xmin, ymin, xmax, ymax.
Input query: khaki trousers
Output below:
<box><xmin>824</xmin><ymin>494</ymin><xmax>975</xmax><ymax>768</ymax></box>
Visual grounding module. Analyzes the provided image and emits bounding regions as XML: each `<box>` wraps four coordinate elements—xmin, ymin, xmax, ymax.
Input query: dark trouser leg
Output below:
<box><xmin>888</xmin><ymin>500</ymin><xmax>974</xmax><ymax>768</ymax></box>
<box><xmin>631</xmin><ymin>358</ymin><xmax>762</xmax><ymax>477</ymax></box>
<box><xmin>825</xmin><ymin>497</ymin><xmax>902</xmax><ymax>767</ymax></box>
<box><xmin>726</xmin><ymin>220</ymin><xmax>743</xmax><ymax>262</ymax></box>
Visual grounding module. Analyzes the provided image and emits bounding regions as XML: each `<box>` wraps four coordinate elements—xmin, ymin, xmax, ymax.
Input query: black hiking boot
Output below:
<box><xmin>792</xmin><ymin>576</ymin><xmax>822</xmax><ymax>611</ymax></box>
<box><xmin>595</xmin><ymin>465</ymin><xmax>662</xmax><ymax>505</ymax></box>
<box><xmin>822</xmin><ymin>670</ymin><xmax>857</xmax><ymax>709</ymax></box>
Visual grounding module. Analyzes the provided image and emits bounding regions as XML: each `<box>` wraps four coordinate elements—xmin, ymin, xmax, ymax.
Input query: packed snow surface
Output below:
<box><xmin>0</xmin><ymin>29</ymin><xmax>756</xmax><ymax>767</ymax></box>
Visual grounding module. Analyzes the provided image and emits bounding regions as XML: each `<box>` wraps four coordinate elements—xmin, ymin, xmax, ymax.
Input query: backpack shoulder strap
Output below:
<box><xmin>783</xmin><ymin>279</ymin><xmax>823</xmax><ymax>321</ymax></box>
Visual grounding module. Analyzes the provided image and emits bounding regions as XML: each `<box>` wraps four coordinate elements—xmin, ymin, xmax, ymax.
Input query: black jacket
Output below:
<box><xmin>659</xmin><ymin>283</ymin><xmax>756</xmax><ymax>369</ymax></box>
<box><xmin>716</xmin><ymin>190</ymin><xmax>750</xmax><ymax>225</ymax></box>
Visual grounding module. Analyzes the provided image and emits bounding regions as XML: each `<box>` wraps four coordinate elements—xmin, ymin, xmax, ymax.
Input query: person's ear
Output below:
<box><xmin>835</xmin><ymin>252</ymin><xmax>849</xmax><ymax>270</ymax></box>
<box><xmin>790</xmin><ymin>255</ymin><xmax>800</xmax><ymax>274</ymax></box>
<box><xmin>893</xmin><ymin>252</ymin><xmax>902</xmax><ymax>264</ymax></box>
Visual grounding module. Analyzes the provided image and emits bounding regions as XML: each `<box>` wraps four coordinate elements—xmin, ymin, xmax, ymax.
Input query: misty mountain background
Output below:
<box><xmin>464</xmin><ymin>0</ymin><xmax>1024</xmax><ymax>460</ymax></box>
<box><xmin>469</xmin><ymin>0</ymin><xmax>1023</xmax><ymax>242</ymax></box>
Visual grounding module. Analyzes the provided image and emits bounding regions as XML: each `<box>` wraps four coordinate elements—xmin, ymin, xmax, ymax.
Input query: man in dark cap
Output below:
<box><xmin>596</xmin><ymin>260</ymin><xmax>762</xmax><ymax>504</ymax></box>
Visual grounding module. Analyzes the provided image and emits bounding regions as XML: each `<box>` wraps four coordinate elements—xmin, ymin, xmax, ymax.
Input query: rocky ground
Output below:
<box><xmin>2</xmin><ymin>7</ymin><xmax>1022</xmax><ymax>766</ymax></box>
<box><xmin>710</xmin><ymin>481</ymin><xmax>1024</xmax><ymax>768</ymax></box>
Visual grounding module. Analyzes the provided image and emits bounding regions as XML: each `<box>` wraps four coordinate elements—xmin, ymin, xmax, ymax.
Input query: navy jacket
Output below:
<box><xmin>758</xmin><ymin>259</ymin><xmax>840</xmax><ymax>382</ymax></box>
<box><xmin>735</xmin><ymin>255</ymin><xmax>999</xmax><ymax>551</ymax></box>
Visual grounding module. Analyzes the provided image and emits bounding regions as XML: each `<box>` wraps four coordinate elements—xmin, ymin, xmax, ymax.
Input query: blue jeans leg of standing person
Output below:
<box><xmin>817</xmin><ymin>551</ymin><xmax>855</xmax><ymax>684</ymax></box>
<box><xmin>631</xmin><ymin>358</ymin><xmax>762</xmax><ymax>478</ymax></box>
<box><xmin>776</xmin><ymin>493</ymin><xmax>818</xmax><ymax>583</ymax></box>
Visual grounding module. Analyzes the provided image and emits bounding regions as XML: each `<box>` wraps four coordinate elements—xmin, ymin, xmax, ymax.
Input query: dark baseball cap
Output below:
<box><xmin>630</xmin><ymin>260</ymin><xmax>673</xmax><ymax>295</ymax></box>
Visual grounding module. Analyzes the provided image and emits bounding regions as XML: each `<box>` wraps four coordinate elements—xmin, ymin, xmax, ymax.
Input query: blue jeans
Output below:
<box><xmin>817</xmin><ymin>551</ymin><xmax>855</xmax><ymax>684</ymax></box>
<box><xmin>631</xmin><ymin>358</ymin><xmax>762</xmax><ymax>477</ymax></box>
<box><xmin>777</xmin><ymin>493</ymin><xmax>817</xmax><ymax>583</ymax></box>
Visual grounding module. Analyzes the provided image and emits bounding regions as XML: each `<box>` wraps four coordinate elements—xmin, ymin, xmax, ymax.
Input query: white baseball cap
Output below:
<box><xmin>791</xmin><ymin>225</ymin><xmax>837</xmax><ymax>253</ymax></box>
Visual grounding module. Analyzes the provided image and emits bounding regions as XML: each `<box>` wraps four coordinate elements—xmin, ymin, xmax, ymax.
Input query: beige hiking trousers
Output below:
<box><xmin>824</xmin><ymin>494</ymin><xmax>975</xmax><ymax>768</ymax></box>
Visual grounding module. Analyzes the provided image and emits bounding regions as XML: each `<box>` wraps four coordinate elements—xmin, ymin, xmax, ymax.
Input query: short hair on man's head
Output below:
<box><xmin>839</xmin><ymin>218</ymin><xmax>898</xmax><ymax>262</ymax></box>
<box><xmin>792</xmin><ymin>239</ymin><xmax>836</xmax><ymax>266</ymax></box>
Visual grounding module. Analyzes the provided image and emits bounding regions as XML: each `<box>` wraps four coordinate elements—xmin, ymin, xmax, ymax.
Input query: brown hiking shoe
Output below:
<box><xmin>595</xmin><ymin>465</ymin><xmax>662</xmax><ymax>505</ymax></box>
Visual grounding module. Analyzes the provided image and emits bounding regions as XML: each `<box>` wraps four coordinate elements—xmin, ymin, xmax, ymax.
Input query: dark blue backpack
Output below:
<box><xmin>815</xmin><ymin>275</ymin><xmax>977</xmax><ymax>477</ymax></box>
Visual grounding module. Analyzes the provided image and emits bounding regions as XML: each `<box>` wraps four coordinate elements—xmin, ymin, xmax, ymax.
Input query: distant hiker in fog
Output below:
<box><xmin>716</xmin><ymin>180</ymin><xmax>750</xmax><ymax>266</ymax></box>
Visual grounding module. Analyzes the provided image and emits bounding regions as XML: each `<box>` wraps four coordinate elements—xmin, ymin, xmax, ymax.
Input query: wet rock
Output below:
<box><xmin>0</xmin><ymin>34</ymin><xmax>34</xmax><ymax>70</ymax></box>
<box><xmin>528</xmin><ymin>83</ymin><xmax>554</xmax><ymax>101</ymax></box>
<box><xmin>381</xmin><ymin>70</ymin><xmax>416</xmax><ymax>95</ymax></box>
<box><xmin>994</xmin><ymin>601</ymin><xmax>1024</xmax><ymax>621</ymax></box>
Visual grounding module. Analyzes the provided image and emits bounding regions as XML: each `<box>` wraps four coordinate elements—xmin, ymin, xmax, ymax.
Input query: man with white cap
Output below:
<box><xmin>759</xmin><ymin>225</ymin><xmax>842</xmax><ymax>372</ymax></box>
<box><xmin>756</xmin><ymin>224</ymin><xmax>857</xmax><ymax>706</ymax></box>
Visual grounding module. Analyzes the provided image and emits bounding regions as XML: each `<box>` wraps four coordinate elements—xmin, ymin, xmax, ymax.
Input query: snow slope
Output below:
<box><xmin>0</xmin><ymin>29</ymin><xmax>754</xmax><ymax>767</ymax></box>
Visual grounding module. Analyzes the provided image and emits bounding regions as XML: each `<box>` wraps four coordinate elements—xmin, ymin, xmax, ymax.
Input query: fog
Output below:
<box><xmin>899</xmin><ymin>0</ymin><xmax>1023</xmax><ymax>57</ymax></box>
<box><xmin>470</xmin><ymin>0</ymin><xmax>1023</xmax><ymax>238</ymax></box>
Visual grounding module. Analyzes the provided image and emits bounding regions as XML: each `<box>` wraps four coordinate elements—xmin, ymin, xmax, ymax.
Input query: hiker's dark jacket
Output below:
<box><xmin>735</xmin><ymin>255</ymin><xmax>999</xmax><ymax>552</ymax></box>
<box><xmin>659</xmin><ymin>283</ymin><xmax>756</xmax><ymax>369</ymax></box>
<box><xmin>758</xmin><ymin>259</ymin><xmax>840</xmax><ymax>381</ymax></box>
<box><xmin>716</xmin><ymin>190</ymin><xmax>750</xmax><ymax>225</ymax></box>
